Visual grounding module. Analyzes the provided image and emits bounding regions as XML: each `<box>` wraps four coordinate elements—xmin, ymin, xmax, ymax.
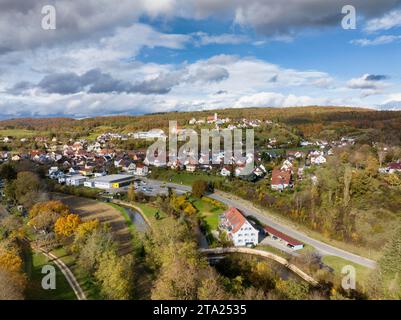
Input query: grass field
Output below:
<box><xmin>108</xmin><ymin>202</ymin><xmax>134</xmax><ymax>229</ymax></box>
<box><xmin>51</xmin><ymin>247</ymin><xmax>101</xmax><ymax>300</ymax></box>
<box><xmin>322</xmin><ymin>255</ymin><xmax>371</xmax><ymax>286</ymax></box>
<box><xmin>86</xmin><ymin>126</ymin><xmax>115</xmax><ymax>140</ymax></box>
<box><xmin>192</xmin><ymin>197</ymin><xmax>226</xmax><ymax>230</ymax></box>
<box><xmin>152</xmin><ymin>169</ymin><xmax>226</xmax><ymax>186</ymax></box>
<box><xmin>25</xmin><ymin>251</ymin><xmax>76</xmax><ymax>300</ymax></box>
<box><xmin>0</xmin><ymin>129</ymin><xmax>46</xmax><ymax>138</ymax></box>
<box><xmin>131</xmin><ymin>202</ymin><xmax>167</xmax><ymax>225</ymax></box>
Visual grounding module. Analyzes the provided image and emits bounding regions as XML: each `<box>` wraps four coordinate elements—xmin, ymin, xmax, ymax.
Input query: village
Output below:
<box><xmin>0</xmin><ymin>113</ymin><xmax>399</xmax><ymax>195</ymax></box>
<box><xmin>1</xmin><ymin>113</ymin><xmax>400</xmax><ymax>256</ymax></box>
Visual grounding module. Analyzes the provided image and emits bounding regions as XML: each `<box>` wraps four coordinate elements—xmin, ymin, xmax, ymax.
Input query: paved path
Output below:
<box><xmin>260</xmin><ymin>237</ymin><xmax>300</xmax><ymax>256</ymax></box>
<box><xmin>144</xmin><ymin>178</ymin><xmax>377</xmax><ymax>269</ymax></box>
<box><xmin>35</xmin><ymin>246</ymin><xmax>87</xmax><ymax>300</ymax></box>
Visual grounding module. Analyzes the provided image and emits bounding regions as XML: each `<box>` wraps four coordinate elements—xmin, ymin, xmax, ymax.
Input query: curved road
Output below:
<box><xmin>144</xmin><ymin>178</ymin><xmax>377</xmax><ymax>269</ymax></box>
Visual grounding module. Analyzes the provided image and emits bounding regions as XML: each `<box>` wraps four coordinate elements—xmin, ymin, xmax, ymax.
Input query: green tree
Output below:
<box><xmin>379</xmin><ymin>228</ymin><xmax>401</xmax><ymax>277</ymax></box>
<box><xmin>275</xmin><ymin>279</ymin><xmax>310</xmax><ymax>300</ymax></box>
<box><xmin>191</xmin><ymin>180</ymin><xmax>208</xmax><ymax>198</ymax></box>
<box><xmin>95</xmin><ymin>250</ymin><xmax>134</xmax><ymax>300</ymax></box>
<box><xmin>76</xmin><ymin>229</ymin><xmax>116</xmax><ymax>274</ymax></box>
<box><xmin>0</xmin><ymin>163</ymin><xmax>16</xmax><ymax>181</ymax></box>
<box><xmin>9</xmin><ymin>172</ymin><xmax>46</xmax><ymax>208</ymax></box>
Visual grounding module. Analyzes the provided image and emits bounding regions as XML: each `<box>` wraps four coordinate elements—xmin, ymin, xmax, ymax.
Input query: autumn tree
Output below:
<box><xmin>29</xmin><ymin>200</ymin><xmax>70</xmax><ymax>219</ymax></box>
<box><xmin>0</xmin><ymin>215</ymin><xmax>23</xmax><ymax>239</ymax></box>
<box><xmin>127</xmin><ymin>183</ymin><xmax>136</xmax><ymax>202</ymax></box>
<box><xmin>54</xmin><ymin>214</ymin><xmax>82</xmax><ymax>237</ymax></box>
<box><xmin>191</xmin><ymin>180</ymin><xmax>209</xmax><ymax>198</ymax></box>
<box><xmin>0</xmin><ymin>268</ymin><xmax>25</xmax><ymax>300</ymax></box>
<box><xmin>275</xmin><ymin>279</ymin><xmax>310</xmax><ymax>300</ymax></box>
<box><xmin>147</xmin><ymin>218</ymin><xmax>228</xmax><ymax>300</ymax></box>
<box><xmin>95</xmin><ymin>250</ymin><xmax>134</xmax><ymax>300</ymax></box>
<box><xmin>74</xmin><ymin>219</ymin><xmax>100</xmax><ymax>240</ymax></box>
<box><xmin>0</xmin><ymin>241</ymin><xmax>26</xmax><ymax>300</ymax></box>
<box><xmin>0</xmin><ymin>249</ymin><xmax>23</xmax><ymax>273</ymax></box>
<box><xmin>7</xmin><ymin>171</ymin><xmax>46</xmax><ymax>208</ymax></box>
<box><xmin>76</xmin><ymin>228</ymin><xmax>116</xmax><ymax>274</ymax></box>
<box><xmin>28</xmin><ymin>200</ymin><xmax>70</xmax><ymax>233</ymax></box>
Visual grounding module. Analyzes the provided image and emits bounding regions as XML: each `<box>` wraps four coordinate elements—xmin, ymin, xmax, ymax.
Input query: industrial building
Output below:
<box><xmin>83</xmin><ymin>174</ymin><xmax>135</xmax><ymax>189</ymax></box>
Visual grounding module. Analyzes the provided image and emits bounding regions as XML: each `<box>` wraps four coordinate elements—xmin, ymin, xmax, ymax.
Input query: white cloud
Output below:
<box><xmin>192</xmin><ymin>32</ymin><xmax>250</xmax><ymax>46</ymax></box>
<box><xmin>347</xmin><ymin>74</ymin><xmax>388</xmax><ymax>90</ymax></box>
<box><xmin>364</xmin><ymin>9</ymin><xmax>401</xmax><ymax>32</ymax></box>
<box><xmin>1</xmin><ymin>53</ymin><xmax>346</xmax><ymax>117</ymax></box>
<box><xmin>0</xmin><ymin>0</ymin><xmax>399</xmax><ymax>54</ymax></box>
<box><xmin>351</xmin><ymin>35</ymin><xmax>401</xmax><ymax>46</ymax></box>
<box><xmin>233</xmin><ymin>92</ymin><xmax>341</xmax><ymax>108</ymax></box>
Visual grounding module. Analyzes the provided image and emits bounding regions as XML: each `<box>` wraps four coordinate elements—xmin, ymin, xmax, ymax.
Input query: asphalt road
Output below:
<box><xmin>143</xmin><ymin>178</ymin><xmax>377</xmax><ymax>269</ymax></box>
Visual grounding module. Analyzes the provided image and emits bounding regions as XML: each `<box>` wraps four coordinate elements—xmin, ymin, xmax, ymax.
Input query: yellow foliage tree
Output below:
<box><xmin>75</xmin><ymin>219</ymin><xmax>100</xmax><ymax>239</ymax></box>
<box><xmin>384</xmin><ymin>173</ymin><xmax>401</xmax><ymax>187</ymax></box>
<box><xmin>54</xmin><ymin>214</ymin><xmax>82</xmax><ymax>237</ymax></box>
<box><xmin>29</xmin><ymin>200</ymin><xmax>70</xmax><ymax>219</ymax></box>
<box><xmin>0</xmin><ymin>251</ymin><xmax>23</xmax><ymax>273</ymax></box>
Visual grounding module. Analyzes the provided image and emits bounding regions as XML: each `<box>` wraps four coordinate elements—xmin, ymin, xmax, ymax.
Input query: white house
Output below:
<box><xmin>219</xmin><ymin>207</ymin><xmax>259</xmax><ymax>246</ymax></box>
<box><xmin>135</xmin><ymin>164</ymin><xmax>149</xmax><ymax>176</ymax></box>
<box><xmin>65</xmin><ymin>175</ymin><xmax>87</xmax><ymax>186</ymax></box>
<box><xmin>121</xmin><ymin>161</ymin><xmax>136</xmax><ymax>173</ymax></box>
<box><xmin>280</xmin><ymin>159</ymin><xmax>293</xmax><ymax>172</ymax></box>
<box><xmin>311</xmin><ymin>155</ymin><xmax>327</xmax><ymax>165</ymax></box>
<box><xmin>68</xmin><ymin>167</ymin><xmax>80</xmax><ymax>175</ymax></box>
<box><xmin>185</xmin><ymin>163</ymin><xmax>197</xmax><ymax>172</ymax></box>
<box><xmin>11</xmin><ymin>155</ymin><xmax>21</xmax><ymax>161</ymax></box>
<box><xmin>94</xmin><ymin>171</ymin><xmax>107</xmax><ymax>177</ymax></box>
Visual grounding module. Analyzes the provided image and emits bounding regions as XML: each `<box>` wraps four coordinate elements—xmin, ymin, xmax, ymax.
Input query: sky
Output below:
<box><xmin>1</xmin><ymin>0</ymin><xmax>401</xmax><ymax>119</ymax></box>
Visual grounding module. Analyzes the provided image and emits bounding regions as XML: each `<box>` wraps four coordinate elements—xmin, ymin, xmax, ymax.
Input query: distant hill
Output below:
<box><xmin>0</xmin><ymin>106</ymin><xmax>374</xmax><ymax>129</ymax></box>
<box><xmin>377</xmin><ymin>101</ymin><xmax>401</xmax><ymax>111</ymax></box>
<box><xmin>0</xmin><ymin>106</ymin><xmax>401</xmax><ymax>147</ymax></box>
<box><xmin>0</xmin><ymin>117</ymin><xmax>76</xmax><ymax>130</ymax></box>
<box><xmin>0</xmin><ymin>106</ymin><xmax>400</xmax><ymax>145</ymax></box>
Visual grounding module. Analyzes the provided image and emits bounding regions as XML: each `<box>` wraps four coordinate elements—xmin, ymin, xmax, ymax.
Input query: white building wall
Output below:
<box><xmin>231</xmin><ymin>221</ymin><xmax>259</xmax><ymax>246</ymax></box>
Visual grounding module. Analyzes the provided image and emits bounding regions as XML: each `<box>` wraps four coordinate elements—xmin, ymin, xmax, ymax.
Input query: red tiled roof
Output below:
<box><xmin>271</xmin><ymin>168</ymin><xmax>291</xmax><ymax>186</ymax></box>
<box><xmin>264</xmin><ymin>225</ymin><xmax>303</xmax><ymax>246</ymax></box>
<box><xmin>389</xmin><ymin>162</ymin><xmax>401</xmax><ymax>170</ymax></box>
<box><xmin>224</xmin><ymin>207</ymin><xmax>246</xmax><ymax>233</ymax></box>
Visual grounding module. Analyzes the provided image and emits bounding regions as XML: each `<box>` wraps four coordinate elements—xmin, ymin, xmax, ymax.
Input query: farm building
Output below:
<box><xmin>263</xmin><ymin>225</ymin><xmax>304</xmax><ymax>250</ymax></box>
